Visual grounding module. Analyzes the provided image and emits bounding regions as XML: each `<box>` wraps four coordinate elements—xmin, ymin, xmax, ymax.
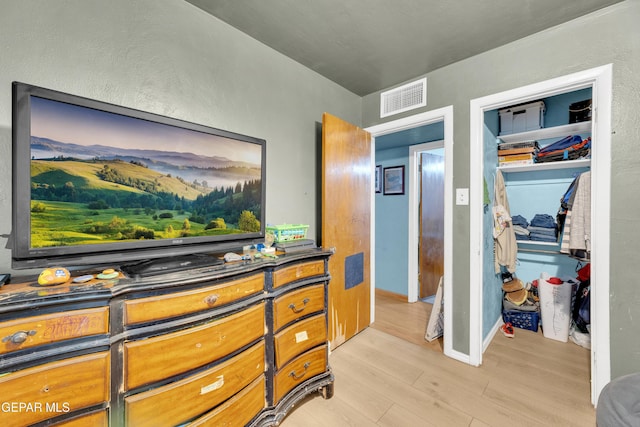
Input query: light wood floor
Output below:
<box><xmin>280</xmin><ymin>290</ymin><xmax>595</xmax><ymax>426</ymax></box>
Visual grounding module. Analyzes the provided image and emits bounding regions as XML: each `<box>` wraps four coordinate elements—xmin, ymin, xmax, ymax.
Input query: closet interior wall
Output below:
<box><xmin>493</xmin><ymin>87</ymin><xmax>592</xmax><ymax>285</ymax></box>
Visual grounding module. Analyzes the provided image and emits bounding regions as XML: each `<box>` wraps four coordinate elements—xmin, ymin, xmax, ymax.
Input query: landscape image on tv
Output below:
<box><xmin>28</xmin><ymin>96</ymin><xmax>263</xmax><ymax>250</ymax></box>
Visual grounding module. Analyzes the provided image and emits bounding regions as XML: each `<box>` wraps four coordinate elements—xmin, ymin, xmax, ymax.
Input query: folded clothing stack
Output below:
<box><xmin>511</xmin><ymin>215</ymin><xmax>530</xmax><ymax>241</ymax></box>
<box><xmin>528</xmin><ymin>214</ymin><xmax>557</xmax><ymax>242</ymax></box>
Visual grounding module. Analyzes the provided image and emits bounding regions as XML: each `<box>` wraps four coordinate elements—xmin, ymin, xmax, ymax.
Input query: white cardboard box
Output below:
<box><xmin>499</xmin><ymin>101</ymin><xmax>545</xmax><ymax>135</ymax></box>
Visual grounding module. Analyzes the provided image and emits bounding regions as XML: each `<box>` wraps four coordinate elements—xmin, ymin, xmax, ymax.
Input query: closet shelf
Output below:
<box><xmin>518</xmin><ymin>247</ymin><xmax>563</xmax><ymax>255</ymax></box>
<box><xmin>498</xmin><ymin>121</ymin><xmax>592</xmax><ymax>143</ymax></box>
<box><xmin>517</xmin><ymin>240</ymin><xmax>560</xmax><ymax>248</ymax></box>
<box><xmin>517</xmin><ymin>240</ymin><xmax>563</xmax><ymax>254</ymax></box>
<box><xmin>499</xmin><ymin>158</ymin><xmax>590</xmax><ymax>173</ymax></box>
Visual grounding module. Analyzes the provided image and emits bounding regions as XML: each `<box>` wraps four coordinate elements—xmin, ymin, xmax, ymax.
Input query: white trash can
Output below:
<box><xmin>539</xmin><ymin>272</ymin><xmax>572</xmax><ymax>342</ymax></box>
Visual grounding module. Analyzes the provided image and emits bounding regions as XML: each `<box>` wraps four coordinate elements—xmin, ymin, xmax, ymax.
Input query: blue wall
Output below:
<box><xmin>374</xmin><ymin>122</ymin><xmax>444</xmax><ymax>296</ymax></box>
<box><xmin>483</xmin><ymin>110</ymin><xmax>504</xmax><ymax>337</ymax></box>
<box><xmin>375</xmin><ymin>147</ymin><xmax>410</xmax><ymax>295</ymax></box>
<box><xmin>501</xmin><ymin>88</ymin><xmax>591</xmax><ymax>284</ymax></box>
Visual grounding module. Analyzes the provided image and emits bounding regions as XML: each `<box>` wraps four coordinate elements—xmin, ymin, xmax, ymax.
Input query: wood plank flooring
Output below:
<box><xmin>369</xmin><ymin>289</ymin><xmax>443</xmax><ymax>351</ymax></box>
<box><xmin>280</xmin><ymin>290</ymin><xmax>595</xmax><ymax>426</ymax></box>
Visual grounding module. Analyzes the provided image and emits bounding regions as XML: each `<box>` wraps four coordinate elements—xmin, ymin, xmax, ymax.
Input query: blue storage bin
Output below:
<box><xmin>503</xmin><ymin>310</ymin><xmax>540</xmax><ymax>332</ymax></box>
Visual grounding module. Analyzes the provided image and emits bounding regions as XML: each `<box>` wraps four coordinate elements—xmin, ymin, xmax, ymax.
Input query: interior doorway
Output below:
<box><xmin>365</xmin><ymin>106</ymin><xmax>457</xmax><ymax>361</ymax></box>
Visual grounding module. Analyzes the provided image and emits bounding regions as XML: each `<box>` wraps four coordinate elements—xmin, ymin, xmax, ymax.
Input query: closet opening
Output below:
<box><xmin>469</xmin><ymin>65</ymin><xmax>612</xmax><ymax>405</ymax></box>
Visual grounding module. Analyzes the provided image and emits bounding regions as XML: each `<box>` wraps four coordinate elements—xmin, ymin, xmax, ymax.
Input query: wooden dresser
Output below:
<box><xmin>0</xmin><ymin>249</ymin><xmax>333</xmax><ymax>426</ymax></box>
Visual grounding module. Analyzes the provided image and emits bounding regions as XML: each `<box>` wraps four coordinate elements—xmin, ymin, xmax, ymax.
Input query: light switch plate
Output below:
<box><xmin>456</xmin><ymin>188</ymin><xmax>469</xmax><ymax>205</ymax></box>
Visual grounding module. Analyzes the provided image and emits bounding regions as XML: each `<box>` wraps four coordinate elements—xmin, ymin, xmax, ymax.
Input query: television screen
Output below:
<box><xmin>12</xmin><ymin>82</ymin><xmax>266</xmax><ymax>270</ymax></box>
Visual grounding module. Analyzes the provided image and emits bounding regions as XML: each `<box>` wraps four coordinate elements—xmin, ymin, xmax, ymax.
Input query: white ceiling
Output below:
<box><xmin>185</xmin><ymin>0</ymin><xmax>623</xmax><ymax>96</ymax></box>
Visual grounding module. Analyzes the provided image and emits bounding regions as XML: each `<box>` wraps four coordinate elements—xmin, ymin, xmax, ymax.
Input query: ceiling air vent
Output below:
<box><xmin>380</xmin><ymin>78</ymin><xmax>426</xmax><ymax>118</ymax></box>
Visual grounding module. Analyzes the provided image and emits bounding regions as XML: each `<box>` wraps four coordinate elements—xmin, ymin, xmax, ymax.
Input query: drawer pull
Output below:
<box><xmin>289</xmin><ymin>362</ymin><xmax>311</xmax><ymax>380</ymax></box>
<box><xmin>288</xmin><ymin>298</ymin><xmax>310</xmax><ymax>313</ymax></box>
<box><xmin>204</xmin><ymin>294</ymin><xmax>219</xmax><ymax>306</ymax></box>
<box><xmin>2</xmin><ymin>330</ymin><xmax>37</xmax><ymax>344</ymax></box>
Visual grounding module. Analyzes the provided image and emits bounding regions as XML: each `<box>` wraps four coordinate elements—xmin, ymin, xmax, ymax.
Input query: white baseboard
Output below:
<box><xmin>483</xmin><ymin>316</ymin><xmax>504</xmax><ymax>353</ymax></box>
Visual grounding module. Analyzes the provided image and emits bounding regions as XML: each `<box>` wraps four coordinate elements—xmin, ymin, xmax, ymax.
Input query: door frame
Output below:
<box><xmin>365</xmin><ymin>105</ymin><xmax>455</xmax><ymax>360</ymax></box>
<box><xmin>469</xmin><ymin>64</ymin><xmax>612</xmax><ymax>404</ymax></box>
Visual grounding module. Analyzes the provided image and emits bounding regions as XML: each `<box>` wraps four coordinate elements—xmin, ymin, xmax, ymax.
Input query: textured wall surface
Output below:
<box><xmin>1</xmin><ymin>0</ymin><xmax>639</xmax><ymax>380</ymax></box>
<box><xmin>0</xmin><ymin>0</ymin><xmax>361</xmax><ymax>274</ymax></box>
<box><xmin>363</xmin><ymin>0</ymin><xmax>640</xmax><ymax>376</ymax></box>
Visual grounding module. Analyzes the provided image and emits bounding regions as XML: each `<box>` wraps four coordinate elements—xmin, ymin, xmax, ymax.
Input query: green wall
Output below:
<box><xmin>363</xmin><ymin>0</ymin><xmax>640</xmax><ymax>378</ymax></box>
<box><xmin>1</xmin><ymin>0</ymin><xmax>639</xmax><ymax>382</ymax></box>
<box><xmin>0</xmin><ymin>0</ymin><xmax>361</xmax><ymax>275</ymax></box>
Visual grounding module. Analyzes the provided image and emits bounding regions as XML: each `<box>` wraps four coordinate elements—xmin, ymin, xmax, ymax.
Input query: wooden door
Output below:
<box><xmin>419</xmin><ymin>151</ymin><xmax>445</xmax><ymax>299</ymax></box>
<box><xmin>321</xmin><ymin>113</ymin><xmax>371</xmax><ymax>350</ymax></box>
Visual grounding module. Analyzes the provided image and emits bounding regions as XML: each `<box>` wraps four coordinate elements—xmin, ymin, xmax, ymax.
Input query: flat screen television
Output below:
<box><xmin>11</xmin><ymin>82</ymin><xmax>266</xmax><ymax>271</ymax></box>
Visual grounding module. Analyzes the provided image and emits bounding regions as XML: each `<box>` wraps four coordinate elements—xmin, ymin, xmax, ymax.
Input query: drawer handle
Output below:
<box><xmin>288</xmin><ymin>298</ymin><xmax>310</xmax><ymax>313</ymax></box>
<box><xmin>204</xmin><ymin>294</ymin><xmax>219</xmax><ymax>306</ymax></box>
<box><xmin>289</xmin><ymin>362</ymin><xmax>310</xmax><ymax>380</ymax></box>
<box><xmin>2</xmin><ymin>330</ymin><xmax>37</xmax><ymax>344</ymax></box>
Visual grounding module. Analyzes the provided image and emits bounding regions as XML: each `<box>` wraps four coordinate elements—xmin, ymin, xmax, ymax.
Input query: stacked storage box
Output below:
<box><xmin>499</xmin><ymin>100</ymin><xmax>545</xmax><ymax>135</ymax></box>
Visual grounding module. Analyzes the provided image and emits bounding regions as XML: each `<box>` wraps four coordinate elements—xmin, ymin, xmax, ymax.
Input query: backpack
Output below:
<box><xmin>572</xmin><ymin>264</ymin><xmax>591</xmax><ymax>333</ymax></box>
<box><xmin>572</xmin><ymin>280</ymin><xmax>590</xmax><ymax>333</ymax></box>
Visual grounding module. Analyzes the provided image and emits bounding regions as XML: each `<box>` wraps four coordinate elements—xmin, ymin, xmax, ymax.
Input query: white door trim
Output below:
<box><xmin>366</xmin><ymin>106</ymin><xmax>458</xmax><ymax>361</ymax></box>
<box><xmin>469</xmin><ymin>64</ymin><xmax>612</xmax><ymax>404</ymax></box>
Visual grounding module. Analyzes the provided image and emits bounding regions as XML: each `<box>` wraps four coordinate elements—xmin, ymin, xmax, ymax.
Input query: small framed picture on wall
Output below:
<box><xmin>383</xmin><ymin>165</ymin><xmax>405</xmax><ymax>195</ymax></box>
<box><xmin>375</xmin><ymin>165</ymin><xmax>382</xmax><ymax>193</ymax></box>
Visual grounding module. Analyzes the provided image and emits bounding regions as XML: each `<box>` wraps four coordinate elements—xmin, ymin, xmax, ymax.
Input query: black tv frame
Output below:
<box><xmin>11</xmin><ymin>82</ymin><xmax>266</xmax><ymax>271</ymax></box>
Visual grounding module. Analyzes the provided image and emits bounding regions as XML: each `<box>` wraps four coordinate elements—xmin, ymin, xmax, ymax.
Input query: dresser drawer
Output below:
<box><xmin>273</xmin><ymin>284</ymin><xmax>325</xmax><ymax>331</ymax></box>
<box><xmin>125</xmin><ymin>341</ymin><xmax>264</xmax><ymax>427</ymax></box>
<box><xmin>124</xmin><ymin>273</ymin><xmax>264</xmax><ymax>325</ymax></box>
<box><xmin>124</xmin><ymin>303</ymin><xmax>264</xmax><ymax>390</ymax></box>
<box><xmin>51</xmin><ymin>410</ymin><xmax>108</xmax><ymax>427</ymax></box>
<box><xmin>272</xmin><ymin>260</ymin><xmax>325</xmax><ymax>288</ymax></box>
<box><xmin>0</xmin><ymin>307</ymin><xmax>109</xmax><ymax>356</ymax></box>
<box><xmin>274</xmin><ymin>346</ymin><xmax>327</xmax><ymax>404</ymax></box>
<box><xmin>190</xmin><ymin>375</ymin><xmax>265</xmax><ymax>427</ymax></box>
<box><xmin>0</xmin><ymin>352</ymin><xmax>110</xmax><ymax>427</ymax></box>
<box><xmin>274</xmin><ymin>314</ymin><xmax>326</xmax><ymax>369</ymax></box>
